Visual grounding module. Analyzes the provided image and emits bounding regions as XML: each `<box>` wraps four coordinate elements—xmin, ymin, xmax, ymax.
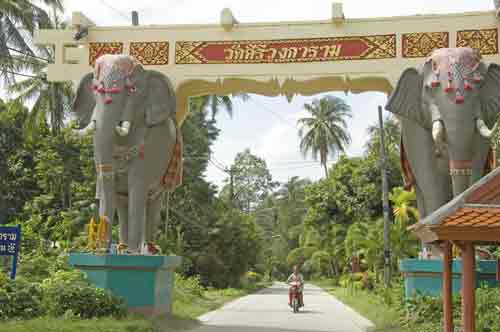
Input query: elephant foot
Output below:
<box><xmin>117</xmin><ymin>243</ymin><xmax>128</xmax><ymax>255</ymax></box>
<box><xmin>140</xmin><ymin>242</ymin><xmax>162</xmax><ymax>255</ymax></box>
<box><xmin>115</xmin><ymin>242</ymin><xmax>161</xmax><ymax>255</ymax></box>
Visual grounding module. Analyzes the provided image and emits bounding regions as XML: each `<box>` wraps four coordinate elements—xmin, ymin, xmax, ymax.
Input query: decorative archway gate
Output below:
<box><xmin>36</xmin><ymin>8</ymin><xmax>500</xmax><ymax>126</ymax></box>
<box><xmin>36</xmin><ymin>5</ymin><xmax>500</xmax><ymax>332</ymax></box>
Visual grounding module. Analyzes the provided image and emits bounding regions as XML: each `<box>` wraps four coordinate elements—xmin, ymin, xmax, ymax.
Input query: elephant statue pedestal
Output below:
<box><xmin>400</xmin><ymin>259</ymin><xmax>500</xmax><ymax>298</ymax></box>
<box><xmin>69</xmin><ymin>253</ymin><xmax>182</xmax><ymax>315</ymax></box>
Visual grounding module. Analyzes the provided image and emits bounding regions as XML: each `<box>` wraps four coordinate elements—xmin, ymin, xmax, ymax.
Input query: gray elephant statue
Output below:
<box><xmin>385</xmin><ymin>47</ymin><xmax>500</xmax><ymax>219</ymax></box>
<box><xmin>73</xmin><ymin>54</ymin><xmax>182</xmax><ymax>254</ymax></box>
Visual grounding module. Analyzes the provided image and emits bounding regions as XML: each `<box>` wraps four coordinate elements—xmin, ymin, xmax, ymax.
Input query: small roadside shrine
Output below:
<box><xmin>410</xmin><ymin>167</ymin><xmax>500</xmax><ymax>332</ymax></box>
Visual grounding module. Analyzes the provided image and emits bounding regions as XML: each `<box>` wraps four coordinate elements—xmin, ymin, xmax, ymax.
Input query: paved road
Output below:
<box><xmin>193</xmin><ymin>283</ymin><xmax>374</xmax><ymax>332</ymax></box>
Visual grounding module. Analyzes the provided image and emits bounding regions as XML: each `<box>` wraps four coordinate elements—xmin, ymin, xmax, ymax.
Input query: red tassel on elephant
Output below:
<box><xmin>444</xmin><ymin>82</ymin><xmax>455</xmax><ymax>93</ymax></box>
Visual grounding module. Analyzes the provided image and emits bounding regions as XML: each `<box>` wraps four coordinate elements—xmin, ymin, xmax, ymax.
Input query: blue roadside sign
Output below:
<box><xmin>0</xmin><ymin>225</ymin><xmax>21</xmax><ymax>279</ymax></box>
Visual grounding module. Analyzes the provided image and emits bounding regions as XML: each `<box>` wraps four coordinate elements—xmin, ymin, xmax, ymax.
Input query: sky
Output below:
<box><xmin>11</xmin><ymin>0</ymin><xmax>498</xmax><ymax>189</ymax></box>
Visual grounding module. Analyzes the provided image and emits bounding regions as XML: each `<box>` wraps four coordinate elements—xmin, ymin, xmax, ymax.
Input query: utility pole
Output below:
<box><xmin>378</xmin><ymin>105</ymin><xmax>392</xmax><ymax>286</ymax></box>
<box><xmin>163</xmin><ymin>192</ymin><xmax>170</xmax><ymax>236</ymax></box>
<box><xmin>229</xmin><ymin>167</ymin><xmax>235</xmax><ymax>208</ymax></box>
<box><xmin>131</xmin><ymin>11</ymin><xmax>139</xmax><ymax>26</ymax></box>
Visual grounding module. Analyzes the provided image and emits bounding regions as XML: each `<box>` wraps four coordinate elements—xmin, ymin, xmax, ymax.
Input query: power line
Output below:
<box><xmin>98</xmin><ymin>0</ymin><xmax>131</xmax><ymax>22</ymax></box>
<box><xmin>248</xmin><ymin>98</ymin><xmax>297</xmax><ymax>129</ymax></box>
<box><xmin>266</xmin><ymin>160</ymin><xmax>332</xmax><ymax>165</ymax></box>
<box><xmin>268</xmin><ymin>164</ymin><xmax>326</xmax><ymax>171</ymax></box>
<box><xmin>211</xmin><ymin>155</ymin><xmax>229</xmax><ymax>171</ymax></box>
<box><xmin>208</xmin><ymin>158</ymin><xmax>228</xmax><ymax>173</ymax></box>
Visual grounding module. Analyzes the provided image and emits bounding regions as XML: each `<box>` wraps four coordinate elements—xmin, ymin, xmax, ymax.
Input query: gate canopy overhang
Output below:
<box><xmin>35</xmin><ymin>9</ymin><xmax>500</xmax><ymax>124</ymax></box>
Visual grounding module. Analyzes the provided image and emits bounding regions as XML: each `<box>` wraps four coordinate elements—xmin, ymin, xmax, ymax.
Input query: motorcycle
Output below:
<box><xmin>289</xmin><ymin>281</ymin><xmax>303</xmax><ymax>313</ymax></box>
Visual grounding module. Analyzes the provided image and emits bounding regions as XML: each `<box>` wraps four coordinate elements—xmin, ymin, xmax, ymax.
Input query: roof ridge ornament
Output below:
<box><xmin>221</xmin><ymin>8</ymin><xmax>238</xmax><ymax>32</ymax></box>
<box><xmin>332</xmin><ymin>3</ymin><xmax>345</xmax><ymax>25</ymax></box>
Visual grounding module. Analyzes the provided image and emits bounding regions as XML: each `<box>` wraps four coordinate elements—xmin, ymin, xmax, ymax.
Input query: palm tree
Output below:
<box><xmin>389</xmin><ymin>187</ymin><xmax>420</xmax><ymax>264</ymax></box>
<box><xmin>7</xmin><ymin>10</ymin><xmax>72</xmax><ymax>136</ymax></box>
<box><xmin>365</xmin><ymin>115</ymin><xmax>400</xmax><ymax>156</ymax></box>
<box><xmin>298</xmin><ymin>96</ymin><xmax>352</xmax><ymax>177</ymax></box>
<box><xmin>275</xmin><ymin>176</ymin><xmax>311</xmax><ymax>203</ymax></box>
<box><xmin>345</xmin><ymin>221</ymin><xmax>384</xmax><ymax>276</ymax></box>
<box><xmin>0</xmin><ymin>0</ymin><xmax>63</xmax><ymax>83</ymax></box>
<box><xmin>189</xmin><ymin>94</ymin><xmax>250</xmax><ymax>121</ymax></box>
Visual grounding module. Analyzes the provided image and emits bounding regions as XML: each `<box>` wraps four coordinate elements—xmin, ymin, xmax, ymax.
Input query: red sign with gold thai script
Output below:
<box><xmin>175</xmin><ymin>35</ymin><xmax>396</xmax><ymax>64</ymax></box>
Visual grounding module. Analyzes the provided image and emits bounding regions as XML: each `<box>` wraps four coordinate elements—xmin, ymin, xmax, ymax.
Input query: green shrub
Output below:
<box><xmin>41</xmin><ymin>270</ymin><xmax>126</xmax><ymax>318</ymax></box>
<box><xmin>1</xmin><ymin>268</ymin><xmax>127</xmax><ymax>321</ymax></box>
<box><xmin>244</xmin><ymin>271</ymin><xmax>262</xmax><ymax>284</ymax></box>
<box><xmin>0</xmin><ymin>276</ymin><xmax>45</xmax><ymax>320</ymax></box>
<box><xmin>240</xmin><ymin>271</ymin><xmax>264</xmax><ymax>290</ymax></box>
<box><xmin>17</xmin><ymin>250</ymin><xmax>71</xmax><ymax>283</ymax></box>
<box><xmin>476</xmin><ymin>286</ymin><xmax>500</xmax><ymax>332</ymax></box>
<box><xmin>175</xmin><ymin>274</ymin><xmax>205</xmax><ymax>298</ymax></box>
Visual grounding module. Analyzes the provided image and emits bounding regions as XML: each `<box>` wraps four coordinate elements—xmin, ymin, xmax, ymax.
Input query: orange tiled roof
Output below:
<box><xmin>440</xmin><ymin>207</ymin><xmax>500</xmax><ymax>228</ymax></box>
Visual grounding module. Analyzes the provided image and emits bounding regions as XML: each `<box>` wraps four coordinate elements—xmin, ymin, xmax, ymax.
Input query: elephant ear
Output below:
<box><xmin>385</xmin><ymin>67</ymin><xmax>431</xmax><ymax>130</ymax></box>
<box><xmin>479</xmin><ymin>63</ymin><xmax>500</xmax><ymax>127</ymax></box>
<box><xmin>146</xmin><ymin>71</ymin><xmax>176</xmax><ymax>127</ymax></box>
<box><xmin>72</xmin><ymin>72</ymin><xmax>95</xmax><ymax>129</ymax></box>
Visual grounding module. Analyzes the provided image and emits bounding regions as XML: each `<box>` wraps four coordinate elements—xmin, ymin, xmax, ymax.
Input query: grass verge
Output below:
<box><xmin>0</xmin><ymin>282</ymin><xmax>272</xmax><ymax>332</ymax></box>
<box><xmin>330</xmin><ymin>287</ymin><xmax>406</xmax><ymax>332</ymax></box>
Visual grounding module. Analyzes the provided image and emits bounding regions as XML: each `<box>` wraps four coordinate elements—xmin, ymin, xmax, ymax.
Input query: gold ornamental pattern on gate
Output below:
<box><xmin>175</xmin><ymin>34</ymin><xmax>397</xmax><ymax>64</ymax></box>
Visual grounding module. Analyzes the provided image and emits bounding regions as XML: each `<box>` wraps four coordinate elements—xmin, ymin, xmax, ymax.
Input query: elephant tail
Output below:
<box><xmin>400</xmin><ymin>138</ymin><xmax>416</xmax><ymax>191</ymax></box>
<box><xmin>484</xmin><ymin>148</ymin><xmax>497</xmax><ymax>175</ymax></box>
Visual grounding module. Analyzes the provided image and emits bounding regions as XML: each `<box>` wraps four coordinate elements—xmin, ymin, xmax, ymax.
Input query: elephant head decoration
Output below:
<box><xmin>386</xmin><ymin>47</ymin><xmax>500</xmax><ymax>219</ymax></box>
<box><xmin>73</xmin><ymin>54</ymin><xmax>182</xmax><ymax>254</ymax></box>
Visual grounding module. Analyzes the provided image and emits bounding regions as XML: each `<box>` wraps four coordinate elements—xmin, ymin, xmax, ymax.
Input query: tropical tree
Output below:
<box><xmin>275</xmin><ymin>176</ymin><xmax>311</xmax><ymax>204</ymax></box>
<box><xmin>365</xmin><ymin>114</ymin><xmax>401</xmax><ymax>157</ymax></box>
<box><xmin>389</xmin><ymin>187</ymin><xmax>420</xmax><ymax>265</ymax></box>
<box><xmin>8</xmin><ymin>54</ymin><xmax>73</xmax><ymax>136</ymax></box>
<box><xmin>298</xmin><ymin>95</ymin><xmax>352</xmax><ymax>177</ymax></box>
<box><xmin>2</xmin><ymin>2</ymin><xmax>71</xmax><ymax>136</ymax></box>
<box><xmin>345</xmin><ymin>221</ymin><xmax>384</xmax><ymax>276</ymax></box>
<box><xmin>0</xmin><ymin>0</ymin><xmax>63</xmax><ymax>82</ymax></box>
<box><xmin>189</xmin><ymin>94</ymin><xmax>250</xmax><ymax>121</ymax></box>
<box><xmin>221</xmin><ymin>149</ymin><xmax>278</xmax><ymax>212</ymax></box>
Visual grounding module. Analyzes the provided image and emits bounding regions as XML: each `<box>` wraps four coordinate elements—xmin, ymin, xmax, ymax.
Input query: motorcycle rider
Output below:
<box><xmin>287</xmin><ymin>265</ymin><xmax>304</xmax><ymax>307</ymax></box>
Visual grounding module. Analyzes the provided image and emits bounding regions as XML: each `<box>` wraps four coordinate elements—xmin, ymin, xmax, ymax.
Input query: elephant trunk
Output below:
<box><xmin>476</xmin><ymin>118</ymin><xmax>497</xmax><ymax>139</ymax></box>
<box><xmin>449</xmin><ymin>160</ymin><xmax>472</xmax><ymax>196</ymax></box>
<box><xmin>451</xmin><ymin>174</ymin><xmax>471</xmax><ymax>196</ymax></box>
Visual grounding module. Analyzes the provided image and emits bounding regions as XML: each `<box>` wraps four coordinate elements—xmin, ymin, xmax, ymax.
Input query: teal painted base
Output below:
<box><xmin>69</xmin><ymin>253</ymin><xmax>182</xmax><ymax>315</ymax></box>
<box><xmin>400</xmin><ymin>259</ymin><xmax>500</xmax><ymax>298</ymax></box>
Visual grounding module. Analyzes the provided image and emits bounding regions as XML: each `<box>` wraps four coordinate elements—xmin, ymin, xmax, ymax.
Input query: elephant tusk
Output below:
<box><xmin>75</xmin><ymin>120</ymin><xmax>96</xmax><ymax>137</ymax></box>
<box><xmin>115</xmin><ymin>121</ymin><xmax>131</xmax><ymax>136</ymax></box>
<box><xmin>432</xmin><ymin>121</ymin><xmax>444</xmax><ymax>143</ymax></box>
<box><xmin>476</xmin><ymin>118</ymin><xmax>497</xmax><ymax>139</ymax></box>
<box><xmin>432</xmin><ymin>120</ymin><xmax>446</xmax><ymax>157</ymax></box>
